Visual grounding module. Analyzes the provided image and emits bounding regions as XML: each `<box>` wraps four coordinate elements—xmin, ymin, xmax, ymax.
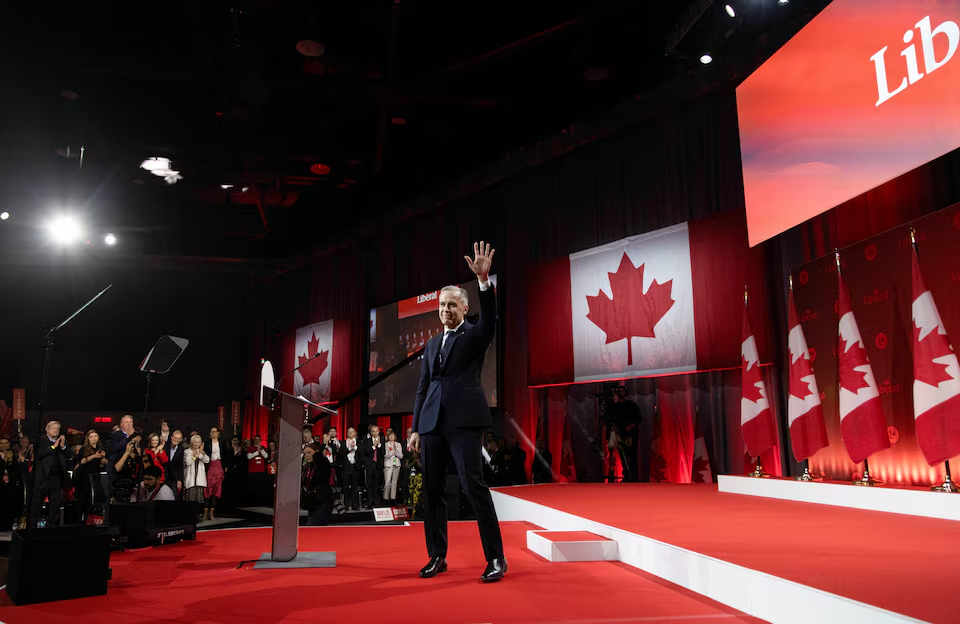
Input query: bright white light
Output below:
<box><xmin>725</xmin><ymin>4</ymin><xmax>735</xmax><ymax>17</ymax></box>
<box><xmin>700</xmin><ymin>54</ymin><xmax>713</xmax><ymax>64</ymax></box>
<box><xmin>241</xmin><ymin>187</ymin><xmax>249</xmax><ymax>192</ymax></box>
<box><xmin>777</xmin><ymin>0</ymin><xmax>788</xmax><ymax>5</ymax></box>
<box><xmin>140</xmin><ymin>157</ymin><xmax>182</xmax><ymax>185</ymax></box>
<box><xmin>104</xmin><ymin>233</ymin><xmax>117</xmax><ymax>246</ymax></box>
<box><xmin>140</xmin><ymin>157</ymin><xmax>171</xmax><ymax>172</ymax></box>
<box><xmin>0</xmin><ymin>212</ymin><xmax>8</xmax><ymax>221</ymax></box>
<box><xmin>47</xmin><ymin>216</ymin><xmax>83</xmax><ymax>244</ymax></box>
<box><xmin>220</xmin><ymin>184</ymin><xmax>233</xmax><ymax>190</ymax></box>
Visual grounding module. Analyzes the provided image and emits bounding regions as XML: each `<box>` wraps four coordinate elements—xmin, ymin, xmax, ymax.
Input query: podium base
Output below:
<box><xmin>253</xmin><ymin>551</ymin><xmax>336</xmax><ymax>569</ymax></box>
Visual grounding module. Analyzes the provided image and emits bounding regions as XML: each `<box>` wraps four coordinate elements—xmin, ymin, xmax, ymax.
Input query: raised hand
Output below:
<box><xmin>464</xmin><ymin>241</ymin><xmax>495</xmax><ymax>282</ymax></box>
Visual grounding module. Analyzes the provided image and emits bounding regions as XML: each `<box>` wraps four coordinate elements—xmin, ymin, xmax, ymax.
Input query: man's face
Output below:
<box><xmin>347</xmin><ymin>428</ymin><xmax>356</xmax><ymax>439</ymax></box>
<box><xmin>143</xmin><ymin>474</ymin><xmax>158</xmax><ymax>490</ymax></box>
<box><xmin>438</xmin><ymin>289</ymin><xmax>467</xmax><ymax>329</ymax></box>
<box><xmin>45</xmin><ymin>422</ymin><xmax>61</xmax><ymax>438</ymax></box>
<box><xmin>121</xmin><ymin>416</ymin><xmax>134</xmax><ymax>434</ymax></box>
<box><xmin>161</xmin><ymin>421</ymin><xmax>170</xmax><ymax>432</ymax></box>
<box><xmin>371</xmin><ymin>426</ymin><xmax>380</xmax><ymax>439</ymax></box>
<box><xmin>254</xmin><ymin>436</ymin><xmax>261</xmax><ymax>446</ymax></box>
<box><xmin>210</xmin><ymin>428</ymin><xmax>219</xmax><ymax>439</ymax></box>
<box><xmin>329</xmin><ymin>428</ymin><xmax>337</xmax><ymax>440</ymax></box>
<box><xmin>171</xmin><ymin>432</ymin><xmax>183</xmax><ymax>446</ymax></box>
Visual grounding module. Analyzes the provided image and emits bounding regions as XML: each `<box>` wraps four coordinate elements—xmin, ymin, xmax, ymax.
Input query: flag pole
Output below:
<box><xmin>911</xmin><ymin>228</ymin><xmax>959</xmax><ymax>493</ymax></box>
<box><xmin>837</xmin><ymin>251</ymin><xmax>881</xmax><ymax>487</ymax></box>
<box><xmin>790</xmin><ymin>271</ymin><xmax>816</xmax><ymax>482</ymax></box>
<box><xmin>745</xmin><ymin>284</ymin><xmax>767</xmax><ymax>478</ymax></box>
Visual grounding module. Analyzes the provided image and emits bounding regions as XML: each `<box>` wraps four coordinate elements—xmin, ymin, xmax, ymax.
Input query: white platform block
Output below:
<box><xmin>527</xmin><ymin>530</ymin><xmax>618</xmax><ymax>562</ymax></box>
<box><xmin>718</xmin><ymin>475</ymin><xmax>960</xmax><ymax>521</ymax></box>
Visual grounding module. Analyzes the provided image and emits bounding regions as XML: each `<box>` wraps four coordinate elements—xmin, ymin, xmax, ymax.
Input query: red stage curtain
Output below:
<box><xmin>656</xmin><ymin>376</ymin><xmax>696</xmax><ymax>483</ymax></box>
<box><xmin>545</xmin><ymin>387</ymin><xmax>567</xmax><ymax>482</ymax></box>
<box><xmin>242</xmin><ymin>400</ymin><xmax>273</xmax><ymax>444</ymax></box>
<box><xmin>402</xmin><ymin>415</ymin><xmax>413</xmax><ymax>437</ymax></box>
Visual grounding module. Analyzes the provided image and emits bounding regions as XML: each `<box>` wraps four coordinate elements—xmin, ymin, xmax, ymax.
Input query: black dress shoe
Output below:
<box><xmin>480</xmin><ymin>558</ymin><xmax>507</xmax><ymax>583</ymax></box>
<box><xmin>419</xmin><ymin>556</ymin><xmax>447</xmax><ymax>578</ymax></box>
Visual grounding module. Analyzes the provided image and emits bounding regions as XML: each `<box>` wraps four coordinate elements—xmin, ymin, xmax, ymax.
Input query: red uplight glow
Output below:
<box><xmin>310</xmin><ymin>163</ymin><xmax>331</xmax><ymax>175</ymax></box>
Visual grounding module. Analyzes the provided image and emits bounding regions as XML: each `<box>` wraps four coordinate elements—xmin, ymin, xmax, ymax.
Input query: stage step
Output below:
<box><xmin>527</xmin><ymin>530</ymin><xmax>618</xmax><ymax>562</ymax></box>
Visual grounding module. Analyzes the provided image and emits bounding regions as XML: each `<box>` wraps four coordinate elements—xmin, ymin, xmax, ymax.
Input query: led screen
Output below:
<box><xmin>738</xmin><ymin>0</ymin><xmax>960</xmax><ymax>246</ymax></box>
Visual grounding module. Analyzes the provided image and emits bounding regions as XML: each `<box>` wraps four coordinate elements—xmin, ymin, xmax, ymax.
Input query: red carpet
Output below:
<box><xmin>0</xmin><ymin>522</ymin><xmax>759</xmax><ymax>624</ymax></box>
<box><xmin>498</xmin><ymin>483</ymin><xmax>960</xmax><ymax>623</ymax></box>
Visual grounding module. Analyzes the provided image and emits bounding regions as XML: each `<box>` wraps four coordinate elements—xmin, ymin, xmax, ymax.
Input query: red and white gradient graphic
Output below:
<box><xmin>738</xmin><ymin>0</ymin><xmax>960</xmax><ymax>246</ymax></box>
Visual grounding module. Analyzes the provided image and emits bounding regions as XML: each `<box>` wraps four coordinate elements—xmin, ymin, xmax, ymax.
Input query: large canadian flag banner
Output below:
<box><xmin>837</xmin><ymin>273</ymin><xmax>890</xmax><ymax>464</ymax></box>
<box><xmin>527</xmin><ymin>211</ymin><xmax>769</xmax><ymax>386</ymax></box>
<box><xmin>294</xmin><ymin>319</ymin><xmax>334</xmax><ymax>404</ymax></box>
<box><xmin>911</xmin><ymin>251</ymin><xmax>960</xmax><ymax>465</ymax></box>
<box><xmin>570</xmin><ymin>223</ymin><xmax>695</xmax><ymax>381</ymax></box>
<box><xmin>787</xmin><ymin>289</ymin><xmax>829</xmax><ymax>461</ymax></box>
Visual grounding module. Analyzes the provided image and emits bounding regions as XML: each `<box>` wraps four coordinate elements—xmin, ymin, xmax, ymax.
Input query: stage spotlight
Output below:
<box><xmin>0</xmin><ymin>212</ymin><xmax>8</xmax><ymax>221</ymax></box>
<box><xmin>104</xmin><ymin>233</ymin><xmax>117</xmax><ymax>246</ymax></box>
<box><xmin>725</xmin><ymin>4</ymin><xmax>735</xmax><ymax>17</ymax></box>
<box><xmin>700</xmin><ymin>54</ymin><xmax>713</xmax><ymax>65</ymax></box>
<box><xmin>777</xmin><ymin>0</ymin><xmax>789</xmax><ymax>5</ymax></box>
<box><xmin>47</xmin><ymin>216</ymin><xmax>83</xmax><ymax>244</ymax></box>
<box><xmin>220</xmin><ymin>184</ymin><xmax>233</xmax><ymax>190</ymax></box>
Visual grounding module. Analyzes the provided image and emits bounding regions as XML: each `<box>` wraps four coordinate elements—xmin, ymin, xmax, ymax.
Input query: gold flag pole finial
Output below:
<box><xmin>910</xmin><ymin>227</ymin><xmax>917</xmax><ymax>248</ymax></box>
<box><xmin>834</xmin><ymin>250</ymin><xmax>842</xmax><ymax>275</ymax></box>
<box><xmin>744</xmin><ymin>284</ymin><xmax>748</xmax><ymax>306</ymax></box>
<box><xmin>788</xmin><ymin>272</ymin><xmax>794</xmax><ymax>290</ymax></box>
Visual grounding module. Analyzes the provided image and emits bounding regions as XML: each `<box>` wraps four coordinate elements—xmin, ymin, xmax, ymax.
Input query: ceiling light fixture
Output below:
<box><xmin>310</xmin><ymin>163</ymin><xmax>331</xmax><ymax>175</ymax></box>
<box><xmin>220</xmin><ymin>184</ymin><xmax>234</xmax><ymax>190</ymax></box>
<box><xmin>296</xmin><ymin>40</ymin><xmax>325</xmax><ymax>57</ymax></box>
<box><xmin>104</xmin><ymin>233</ymin><xmax>117</xmax><ymax>246</ymax></box>
<box><xmin>140</xmin><ymin>157</ymin><xmax>182</xmax><ymax>185</ymax></box>
<box><xmin>777</xmin><ymin>0</ymin><xmax>789</xmax><ymax>5</ymax></box>
<box><xmin>0</xmin><ymin>212</ymin><xmax>8</xmax><ymax>221</ymax></box>
<box><xmin>724</xmin><ymin>4</ymin><xmax>735</xmax><ymax>17</ymax></box>
<box><xmin>700</xmin><ymin>54</ymin><xmax>713</xmax><ymax>64</ymax></box>
<box><xmin>47</xmin><ymin>215</ymin><xmax>83</xmax><ymax>245</ymax></box>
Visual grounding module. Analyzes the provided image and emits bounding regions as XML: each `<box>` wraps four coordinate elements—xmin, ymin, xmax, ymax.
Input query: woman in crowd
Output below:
<box><xmin>267</xmin><ymin>440</ymin><xmax>278</xmax><ymax>474</ymax></box>
<box><xmin>203</xmin><ymin>427</ymin><xmax>225</xmax><ymax>522</ymax></box>
<box><xmin>74</xmin><ymin>430</ymin><xmax>107</xmax><ymax>518</ymax></box>
<box><xmin>182</xmin><ymin>434</ymin><xmax>209</xmax><ymax>507</ymax></box>
<box><xmin>342</xmin><ymin>427</ymin><xmax>361</xmax><ymax>511</ymax></box>
<box><xmin>144</xmin><ymin>433</ymin><xmax>168</xmax><ymax>482</ymax></box>
<box><xmin>383</xmin><ymin>429</ymin><xmax>403</xmax><ymax>505</ymax></box>
<box><xmin>301</xmin><ymin>443</ymin><xmax>332</xmax><ymax>525</ymax></box>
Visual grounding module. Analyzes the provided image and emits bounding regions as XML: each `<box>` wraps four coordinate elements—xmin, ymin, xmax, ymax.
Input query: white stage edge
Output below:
<box><xmin>526</xmin><ymin>530</ymin><xmax>618</xmax><ymax>562</ymax></box>
<box><xmin>718</xmin><ymin>475</ymin><xmax>960</xmax><ymax>522</ymax></box>
<box><xmin>493</xmin><ymin>488</ymin><xmax>921</xmax><ymax>624</ymax></box>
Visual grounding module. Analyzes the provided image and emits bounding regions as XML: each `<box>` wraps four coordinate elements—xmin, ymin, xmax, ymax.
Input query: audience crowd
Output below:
<box><xmin>0</xmin><ymin>415</ymin><xmax>545</xmax><ymax>529</ymax></box>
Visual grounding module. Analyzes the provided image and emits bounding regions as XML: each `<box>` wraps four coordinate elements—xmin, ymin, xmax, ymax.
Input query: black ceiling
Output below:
<box><xmin>0</xmin><ymin>0</ymin><xmax>825</xmax><ymax>263</ymax></box>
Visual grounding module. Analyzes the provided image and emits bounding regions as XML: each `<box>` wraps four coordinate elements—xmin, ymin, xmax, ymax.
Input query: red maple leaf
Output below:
<box><xmin>741</xmin><ymin>354</ymin><xmax>765</xmax><ymax>402</ymax></box>
<box><xmin>789</xmin><ymin>352</ymin><xmax>816</xmax><ymax>400</ymax></box>
<box><xmin>586</xmin><ymin>253</ymin><xmax>675</xmax><ymax>365</ymax></box>
<box><xmin>297</xmin><ymin>332</ymin><xmax>329</xmax><ymax>386</ymax></box>
<box><xmin>913</xmin><ymin>323</ymin><xmax>956</xmax><ymax>387</ymax></box>
<box><xmin>839</xmin><ymin>340</ymin><xmax>870</xmax><ymax>394</ymax></box>
<box><xmin>691</xmin><ymin>452</ymin><xmax>711</xmax><ymax>483</ymax></box>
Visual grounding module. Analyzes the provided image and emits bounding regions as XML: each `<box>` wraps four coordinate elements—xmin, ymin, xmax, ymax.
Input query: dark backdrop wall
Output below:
<box><xmin>0</xmin><ymin>259</ymin><xmax>251</xmax><ymax>434</ymax></box>
<box><xmin>251</xmin><ymin>91</ymin><xmax>755</xmax><ymax>477</ymax></box>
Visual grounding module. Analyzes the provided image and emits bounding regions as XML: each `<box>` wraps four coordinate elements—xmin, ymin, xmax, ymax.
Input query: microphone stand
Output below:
<box><xmin>24</xmin><ymin>284</ymin><xmax>112</xmax><ymax>529</ymax></box>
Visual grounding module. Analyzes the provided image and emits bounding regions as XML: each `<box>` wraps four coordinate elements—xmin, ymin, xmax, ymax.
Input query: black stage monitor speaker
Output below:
<box><xmin>7</xmin><ymin>526</ymin><xmax>112</xmax><ymax>605</ymax></box>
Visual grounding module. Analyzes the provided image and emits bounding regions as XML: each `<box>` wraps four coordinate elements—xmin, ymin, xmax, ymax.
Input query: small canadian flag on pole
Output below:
<box><xmin>910</xmin><ymin>238</ymin><xmax>960</xmax><ymax>469</ymax></box>
<box><xmin>836</xmin><ymin>255</ymin><xmax>890</xmax><ymax>466</ymax></box>
<box><xmin>741</xmin><ymin>290</ymin><xmax>778</xmax><ymax>461</ymax></box>
<box><xmin>787</xmin><ymin>281</ymin><xmax>829</xmax><ymax>463</ymax></box>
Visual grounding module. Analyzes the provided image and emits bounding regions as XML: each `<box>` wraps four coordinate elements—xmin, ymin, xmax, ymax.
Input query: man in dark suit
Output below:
<box><xmin>164</xmin><ymin>430</ymin><xmax>185</xmax><ymax>496</ymax></box>
<box><xmin>409</xmin><ymin>241</ymin><xmax>506</xmax><ymax>583</ymax></box>
<box><xmin>28</xmin><ymin>420</ymin><xmax>72</xmax><ymax>527</ymax></box>
<box><xmin>359</xmin><ymin>425</ymin><xmax>385</xmax><ymax>508</ymax></box>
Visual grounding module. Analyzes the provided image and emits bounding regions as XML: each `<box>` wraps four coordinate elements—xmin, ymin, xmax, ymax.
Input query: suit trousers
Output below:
<box><xmin>364</xmin><ymin>464</ymin><xmax>383</xmax><ymax>507</ymax></box>
<box><xmin>421</xmin><ymin>417</ymin><xmax>504</xmax><ymax>562</ymax></box>
<box><xmin>343</xmin><ymin>463</ymin><xmax>361</xmax><ymax>509</ymax></box>
<box><xmin>29</xmin><ymin>477</ymin><xmax>63</xmax><ymax>527</ymax></box>
<box><xmin>384</xmin><ymin>465</ymin><xmax>401</xmax><ymax>500</ymax></box>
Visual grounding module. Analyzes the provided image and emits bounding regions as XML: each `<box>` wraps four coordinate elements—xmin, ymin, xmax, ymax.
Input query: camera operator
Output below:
<box><xmin>112</xmin><ymin>431</ymin><xmax>143</xmax><ymax>503</ymax></box>
<box><xmin>604</xmin><ymin>384</ymin><xmax>642</xmax><ymax>482</ymax></box>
